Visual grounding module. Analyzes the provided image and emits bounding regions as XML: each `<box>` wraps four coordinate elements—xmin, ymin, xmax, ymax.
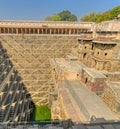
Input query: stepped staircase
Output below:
<box><xmin>0</xmin><ymin>35</ymin><xmax>76</xmax><ymax>105</ymax></box>
<box><xmin>0</xmin><ymin>42</ymin><xmax>32</xmax><ymax>124</ymax></box>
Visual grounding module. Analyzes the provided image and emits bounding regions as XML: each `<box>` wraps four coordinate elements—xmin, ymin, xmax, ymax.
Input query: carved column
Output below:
<box><xmin>37</xmin><ymin>29</ymin><xmax>39</xmax><ymax>34</ymax></box>
<box><xmin>50</xmin><ymin>29</ymin><xmax>52</xmax><ymax>34</ymax></box>
<box><xmin>16</xmin><ymin>28</ymin><xmax>18</xmax><ymax>34</ymax></box>
<box><xmin>41</xmin><ymin>29</ymin><xmax>43</xmax><ymax>34</ymax></box>
<box><xmin>3</xmin><ymin>28</ymin><xmax>5</xmax><ymax>33</ymax></box>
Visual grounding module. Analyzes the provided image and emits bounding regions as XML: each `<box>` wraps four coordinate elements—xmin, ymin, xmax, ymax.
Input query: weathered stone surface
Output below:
<box><xmin>103</xmin><ymin>82</ymin><xmax>120</xmax><ymax>113</ymax></box>
<box><xmin>0</xmin><ymin>19</ymin><xmax>120</xmax><ymax>125</ymax></box>
<box><xmin>0</xmin><ymin>35</ymin><xmax>79</xmax><ymax>106</ymax></box>
<box><xmin>0</xmin><ymin>43</ymin><xmax>31</xmax><ymax>123</ymax></box>
<box><xmin>50</xmin><ymin>19</ymin><xmax>120</xmax><ymax>123</ymax></box>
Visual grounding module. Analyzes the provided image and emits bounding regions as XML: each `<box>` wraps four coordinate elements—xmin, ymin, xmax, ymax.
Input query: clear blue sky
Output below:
<box><xmin>0</xmin><ymin>0</ymin><xmax>119</xmax><ymax>20</ymax></box>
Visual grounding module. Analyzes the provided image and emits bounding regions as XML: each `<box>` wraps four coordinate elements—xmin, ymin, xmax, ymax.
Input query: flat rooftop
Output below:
<box><xmin>92</xmin><ymin>40</ymin><xmax>117</xmax><ymax>44</ymax></box>
<box><xmin>62</xmin><ymin>80</ymin><xmax>119</xmax><ymax>122</ymax></box>
<box><xmin>50</xmin><ymin>58</ymin><xmax>87</xmax><ymax>73</ymax></box>
<box><xmin>83</xmin><ymin>68</ymin><xmax>107</xmax><ymax>79</ymax></box>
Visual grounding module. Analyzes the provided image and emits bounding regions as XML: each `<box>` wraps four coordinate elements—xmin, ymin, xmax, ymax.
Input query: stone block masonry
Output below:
<box><xmin>50</xmin><ymin>18</ymin><xmax>120</xmax><ymax>123</ymax></box>
<box><xmin>0</xmin><ymin>42</ymin><xmax>32</xmax><ymax>124</ymax></box>
<box><xmin>0</xmin><ymin>35</ymin><xmax>80</xmax><ymax>106</ymax></box>
<box><xmin>103</xmin><ymin>82</ymin><xmax>120</xmax><ymax>113</ymax></box>
<box><xmin>0</xmin><ymin>19</ymin><xmax>120</xmax><ymax>126</ymax></box>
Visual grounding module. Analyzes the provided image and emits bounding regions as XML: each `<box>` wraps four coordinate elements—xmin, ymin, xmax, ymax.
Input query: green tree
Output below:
<box><xmin>80</xmin><ymin>6</ymin><xmax>120</xmax><ymax>23</ymax></box>
<box><xmin>44</xmin><ymin>10</ymin><xmax>77</xmax><ymax>21</ymax></box>
<box><xmin>69</xmin><ymin>14</ymin><xmax>78</xmax><ymax>21</ymax></box>
<box><xmin>96</xmin><ymin>6</ymin><xmax>120</xmax><ymax>22</ymax></box>
<box><xmin>80</xmin><ymin>12</ymin><xmax>100</xmax><ymax>22</ymax></box>
<box><xmin>45</xmin><ymin>14</ymin><xmax>61</xmax><ymax>21</ymax></box>
<box><xmin>58</xmin><ymin>10</ymin><xmax>77</xmax><ymax>21</ymax></box>
<box><xmin>109</xmin><ymin>6</ymin><xmax>120</xmax><ymax>20</ymax></box>
<box><xmin>96</xmin><ymin>11</ymin><xmax>110</xmax><ymax>23</ymax></box>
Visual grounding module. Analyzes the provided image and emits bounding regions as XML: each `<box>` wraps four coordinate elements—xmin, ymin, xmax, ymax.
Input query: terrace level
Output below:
<box><xmin>0</xmin><ymin>20</ymin><xmax>94</xmax><ymax>35</ymax></box>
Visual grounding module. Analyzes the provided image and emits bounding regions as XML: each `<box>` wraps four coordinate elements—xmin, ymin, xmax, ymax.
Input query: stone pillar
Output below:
<box><xmin>49</xmin><ymin>29</ymin><xmax>51</xmax><ymax>34</ymax></box>
<box><xmin>5</xmin><ymin>28</ymin><xmax>7</xmax><ymax>33</ymax></box>
<box><xmin>46</xmin><ymin>29</ymin><xmax>48</xmax><ymax>34</ymax></box>
<box><xmin>16</xmin><ymin>28</ymin><xmax>18</xmax><ymax>34</ymax></box>
<box><xmin>55</xmin><ymin>29</ymin><xmax>57</xmax><ymax>34</ymax></box>
<box><xmin>116</xmin><ymin>32</ymin><xmax>120</xmax><ymax>40</ymax></box>
<box><xmin>7</xmin><ymin>28</ymin><xmax>9</xmax><ymax>34</ymax></box>
<box><xmin>54</xmin><ymin>28</ymin><xmax>56</xmax><ymax>34</ymax></box>
<box><xmin>21</xmin><ymin>28</ymin><xmax>23</xmax><ymax>34</ymax></box>
<box><xmin>24</xmin><ymin>28</ymin><xmax>26</xmax><ymax>34</ymax></box>
<box><xmin>65</xmin><ymin>29</ymin><xmax>67</xmax><ymax>34</ymax></box>
<box><xmin>27</xmin><ymin>28</ymin><xmax>29</xmax><ymax>34</ymax></box>
<box><xmin>3</xmin><ymin>28</ymin><xmax>5</xmax><ymax>33</ymax></box>
<box><xmin>51</xmin><ymin>28</ymin><xmax>54</xmax><ymax>34</ymax></box>
<box><xmin>8</xmin><ymin>28</ymin><xmax>10</xmax><ymax>33</ymax></box>
<box><xmin>11</xmin><ymin>28</ymin><xmax>13</xmax><ymax>34</ymax></box>
<box><xmin>61</xmin><ymin>28</ymin><xmax>63</xmax><ymax>34</ymax></box>
<box><xmin>58</xmin><ymin>28</ymin><xmax>60</xmax><ymax>34</ymax></box>
<box><xmin>28</xmin><ymin>28</ymin><xmax>30</xmax><ymax>34</ymax></box>
<box><xmin>73</xmin><ymin>29</ymin><xmax>75</xmax><ymax>34</ymax></box>
<box><xmin>77</xmin><ymin>29</ymin><xmax>79</xmax><ymax>34</ymax></box>
<box><xmin>37</xmin><ymin>29</ymin><xmax>39</xmax><ymax>34</ymax></box>
<box><xmin>33</xmin><ymin>28</ymin><xmax>35</xmax><ymax>34</ymax></box>
<box><xmin>63</xmin><ymin>28</ymin><xmax>65</xmax><ymax>34</ymax></box>
<box><xmin>69</xmin><ymin>29</ymin><xmax>71</xmax><ymax>34</ymax></box>
<box><xmin>41</xmin><ymin>29</ymin><xmax>43</xmax><ymax>34</ymax></box>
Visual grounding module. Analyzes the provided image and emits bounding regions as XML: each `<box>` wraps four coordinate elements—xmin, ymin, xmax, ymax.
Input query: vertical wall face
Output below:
<box><xmin>0</xmin><ymin>43</ymin><xmax>32</xmax><ymax>124</ymax></box>
<box><xmin>76</xmin><ymin>20</ymin><xmax>120</xmax><ymax>117</ymax></box>
<box><xmin>78</xmin><ymin>30</ymin><xmax>120</xmax><ymax>72</ymax></box>
<box><xmin>0</xmin><ymin>21</ymin><xmax>94</xmax><ymax>35</ymax></box>
<box><xmin>0</xmin><ymin>19</ymin><xmax>119</xmax><ymax>123</ymax></box>
<box><xmin>77</xmin><ymin>40</ymin><xmax>92</xmax><ymax>67</ymax></box>
<box><xmin>49</xmin><ymin>19</ymin><xmax>120</xmax><ymax>122</ymax></box>
<box><xmin>91</xmin><ymin>43</ymin><xmax>120</xmax><ymax>72</ymax></box>
<box><xmin>0</xmin><ymin>35</ymin><xmax>80</xmax><ymax>106</ymax></box>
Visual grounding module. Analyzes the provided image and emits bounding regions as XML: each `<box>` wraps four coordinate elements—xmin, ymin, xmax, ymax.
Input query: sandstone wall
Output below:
<box><xmin>0</xmin><ymin>35</ymin><xmax>79</xmax><ymax>106</ymax></box>
<box><xmin>0</xmin><ymin>42</ymin><xmax>31</xmax><ymax>123</ymax></box>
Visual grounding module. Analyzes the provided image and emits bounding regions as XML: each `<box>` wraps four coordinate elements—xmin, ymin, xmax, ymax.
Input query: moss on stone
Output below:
<box><xmin>35</xmin><ymin>106</ymin><xmax>51</xmax><ymax>121</ymax></box>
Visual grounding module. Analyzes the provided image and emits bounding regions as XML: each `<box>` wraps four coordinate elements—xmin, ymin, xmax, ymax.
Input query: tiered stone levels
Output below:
<box><xmin>50</xmin><ymin>18</ymin><xmax>120</xmax><ymax>123</ymax></box>
<box><xmin>77</xmin><ymin>19</ymin><xmax>120</xmax><ymax>115</ymax></box>
<box><xmin>0</xmin><ymin>18</ymin><xmax>119</xmax><ymax>126</ymax></box>
<box><xmin>0</xmin><ymin>20</ymin><xmax>94</xmax><ymax>35</ymax></box>
<box><xmin>50</xmin><ymin>58</ymin><xmax>119</xmax><ymax>123</ymax></box>
<box><xmin>0</xmin><ymin>43</ymin><xmax>31</xmax><ymax>124</ymax></box>
<box><xmin>0</xmin><ymin>35</ymin><xmax>80</xmax><ymax>106</ymax></box>
<box><xmin>103</xmin><ymin>82</ymin><xmax>120</xmax><ymax>113</ymax></box>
